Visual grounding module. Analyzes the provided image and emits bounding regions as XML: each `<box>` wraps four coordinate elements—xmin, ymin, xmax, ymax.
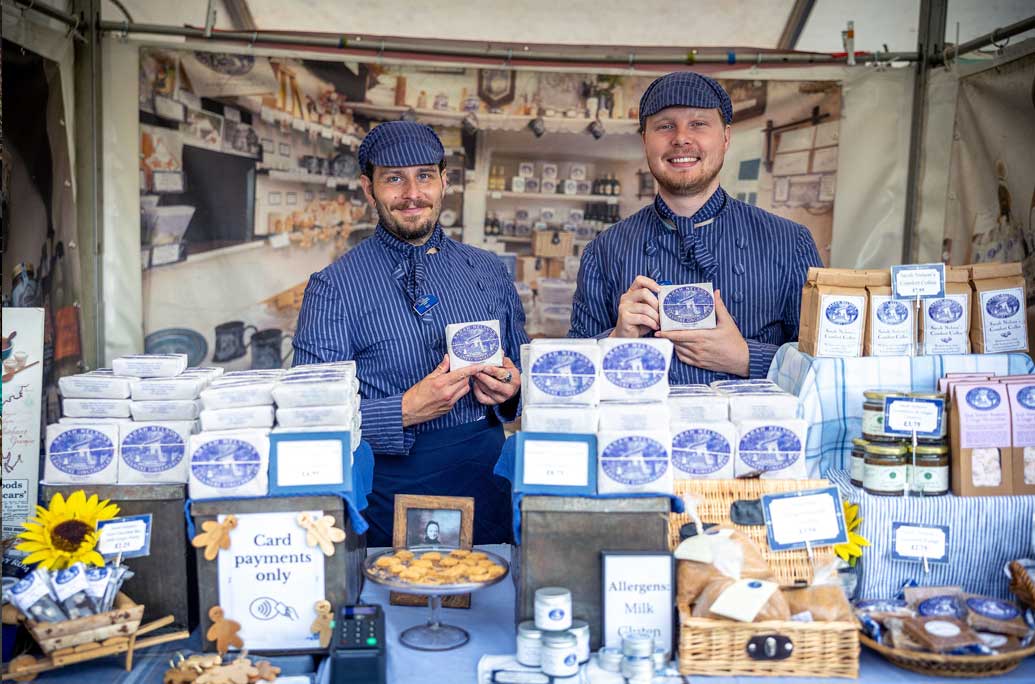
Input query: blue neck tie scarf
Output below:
<box><xmin>649</xmin><ymin>188</ymin><xmax>729</xmax><ymax>280</ymax></box>
<box><xmin>374</xmin><ymin>222</ymin><xmax>446</xmax><ymax>305</ymax></box>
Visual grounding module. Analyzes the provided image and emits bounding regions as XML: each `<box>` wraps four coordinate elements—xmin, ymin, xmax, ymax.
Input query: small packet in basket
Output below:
<box><xmin>85</xmin><ymin>565</ymin><xmax>112</xmax><ymax>608</ymax></box>
<box><xmin>902</xmin><ymin>616</ymin><xmax>983</xmax><ymax>652</ymax></box>
<box><xmin>963</xmin><ymin>595</ymin><xmax>1030</xmax><ymax>638</ymax></box>
<box><xmin>690</xmin><ymin>537</ymin><xmax>790</xmax><ymax>622</ymax></box>
<box><xmin>100</xmin><ymin>565</ymin><xmax>134</xmax><ymax>612</ymax></box>
<box><xmin>53</xmin><ymin>563</ymin><xmax>97</xmax><ymax>619</ymax></box>
<box><xmin>675</xmin><ymin>524</ymin><xmax>771</xmax><ymax>607</ymax></box>
<box><xmin>10</xmin><ymin>568</ymin><xmax>66</xmax><ymax>622</ymax></box>
<box><xmin>782</xmin><ymin>561</ymin><xmax>854</xmax><ymax>623</ymax></box>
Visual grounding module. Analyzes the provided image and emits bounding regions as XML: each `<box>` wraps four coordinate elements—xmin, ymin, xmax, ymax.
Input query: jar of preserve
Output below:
<box><xmin>863</xmin><ymin>442</ymin><xmax>908</xmax><ymax>496</ymax></box>
<box><xmin>908</xmin><ymin>443</ymin><xmax>949</xmax><ymax>496</ymax></box>
<box><xmin>862</xmin><ymin>390</ymin><xmax>906</xmax><ymax>442</ymax></box>
<box><xmin>908</xmin><ymin>392</ymin><xmax>948</xmax><ymax>442</ymax></box>
<box><xmin>850</xmin><ymin>437</ymin><xmax>869</xmax><ymax>486</ymax></box>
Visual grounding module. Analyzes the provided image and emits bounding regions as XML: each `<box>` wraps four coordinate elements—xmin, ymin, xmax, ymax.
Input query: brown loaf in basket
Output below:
<box><xmin>672</xmin><ymin>479</ymin><xmax>859</xmax><ymax>678</ymax></box>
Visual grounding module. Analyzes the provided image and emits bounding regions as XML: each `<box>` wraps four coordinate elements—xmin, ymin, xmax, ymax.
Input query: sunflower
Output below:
<box><xmin>834</xmin><ymin>500</ymin><xmax>870</xmax><ymax>567</ymax></box>
<box><xmin>15</xmin><ymin>491</ymin><xmax>120</xmax><ymax>570</ymax></box>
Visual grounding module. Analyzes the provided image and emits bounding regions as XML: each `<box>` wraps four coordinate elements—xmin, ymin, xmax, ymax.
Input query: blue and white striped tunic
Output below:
<box><xmin>570</xmin><ymin>187</ymin><xmax>822</xmax><ymax>382</ymax></box>
<box><xmin>293</xmin><ymin>224</ymin><xmax>530</xmax><ymax>455</ymax></box>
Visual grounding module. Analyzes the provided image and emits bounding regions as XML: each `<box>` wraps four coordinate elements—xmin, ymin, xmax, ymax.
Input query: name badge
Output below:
<box><xmin>413</xmin><ymin>294</ymin><xmax>440</xmax><ymax>316</ymax></box>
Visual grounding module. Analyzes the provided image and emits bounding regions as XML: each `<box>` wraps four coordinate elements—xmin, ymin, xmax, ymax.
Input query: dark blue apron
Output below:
<box><xmin>365</xmin><ymin>413</ymin><xmax>512</xmax><ymax>548</ymax></box>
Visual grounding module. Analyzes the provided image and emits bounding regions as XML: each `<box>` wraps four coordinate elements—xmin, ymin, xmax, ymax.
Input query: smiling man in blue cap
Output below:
<box><xmin>570</xmin><ymin>71</ymin><xmax>823</xmax><ymax>381</ymax></box>
<box><xmin>293</xmin><ymin>121</ymin><xmax>529</xmax><ymax>546</ymax></box>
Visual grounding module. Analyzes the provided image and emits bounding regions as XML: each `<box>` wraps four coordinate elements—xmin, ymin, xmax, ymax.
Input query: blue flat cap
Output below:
<box><xmin>357</xmin><ymin>121</ymin><xmax>444</xmax><ymax>171</ymax></box>
<box><xmin>639</xmin><ymin>72</ymin><xmax>733</xmax><ymax>129</ymax></box>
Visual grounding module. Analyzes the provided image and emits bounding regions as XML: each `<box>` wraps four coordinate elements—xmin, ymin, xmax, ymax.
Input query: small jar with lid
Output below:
<box><xmin>862</xmin><ymin>390</ymin><xmax>906</xmax><ymax>441</ymax></box>
<box><xmin>515</xmin><ymin>620</ymin><xmax>543</xmax><ymax>667</ymax></box>
<box><xmin>568</xmin><ymin>619</ymin><xmax>590</xmax><ymax>664</ymax></box>
<box><xmin>908</xmin><ymin>443</ymin><xmax>949</xmax><ymax>496</ymax></box>
<box><xmin>863</xmin><ymin>442</ymin><xmax>908</xmax><ymax>496</ymax></box>
<box><xmin>534</xmin><ymin>587</ymin><xmax>572</xmax><ymax>631</ymax></box>
<box><xmin>540</xmin><ymin>631</ymin><xmax>579</xmax><ymax>678</ymax></box>
<box><xmin>596</xmin><ymin>646</ymin><xmax>623</xmax><ymax>672</ymax></box>
<box><xmin>850</xmin><ymin>437</ymin><xmax>869</xmax><ymax>486</ymax></box>
<box><xmin>908</xmin><ymin>392</ymin><xmax>948</xmax><ymax>442</ymax></box>
<box><xmin>621</xmin><ymin>655</ymin><xmax>655</xmax><ymax>682</ymax></box>
<box><xmin>622</xmin><ymin>632</ymin><xmax>655</xmax><ymax>657</ymax></box>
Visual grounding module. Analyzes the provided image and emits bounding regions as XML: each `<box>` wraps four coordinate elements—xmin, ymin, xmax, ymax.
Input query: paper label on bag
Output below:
<box><xmin>816</xmin><ymin>294</ymin><xmax>865</xmax><ymax>356</ymax></box>
<box><xmin>870</xmin><ymin>295</ymin><xmax>914</xmax><ymax>356</ymax></box>
<box><xmin>522</xmin><ymin>440</ymin><xmax>589</xmax><ymax>487</ymax></box>
<box><xmin>709</xmin><ymin>579</ymin><xmax>779</xmax><ymax>622</ymax></box>
<box><xmin>674</xmin><ymin>528</ymin><xmax>733</xmax><ymax>563</ymax></box>
<box><xmin>922</xmin><ymin>294</ymin><xmax>969</xmax><ymax>354</ymax></box>
<box><xmin>1007</xmin><ymin>384</ymin><xmax>1035</xmax><ymax>447</ymax></box>
<box><xmin>980</xmin><ymin>288</ymin><xmax>1026</xmax><ymax>352</ymax></box>
<box><xmin>957</xmin><ymin>385</ymin><xmax>1011</xmax><ymax>449</ymax></box>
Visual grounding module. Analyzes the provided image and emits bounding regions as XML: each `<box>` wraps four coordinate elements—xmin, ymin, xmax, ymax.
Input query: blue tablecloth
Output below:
<box><xmin>767</xmin><ymin>344</ymin><xmax>1035</xmax><ymax>477</ymax></box>
<box><xmin>830</xmin><ymin>469</ymin><xmax>1035</xmax><ymax>601</ymax></box>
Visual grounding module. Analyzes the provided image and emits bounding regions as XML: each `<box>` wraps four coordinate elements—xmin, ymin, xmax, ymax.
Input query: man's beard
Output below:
<box><xmin>646</xmin><ymin>154</ymin><xmax>724</xmax><ymax>198</ymax></box>
<box><xmin>374</xmin><ymin>195</ymin><xmax>440</xmax><ymax>242</ymax></box>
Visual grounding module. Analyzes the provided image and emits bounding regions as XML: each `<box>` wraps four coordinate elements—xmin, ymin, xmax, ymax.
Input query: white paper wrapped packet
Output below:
<box><xmin>711</xmin><ymin>379</ymin><xmax>779</xmax><ymax>390</ymax></box>
<box><xmin>45</xmin><ymin>424</ymin><xmax>120</xmax><ymax>484</ymax></box>
<box><xmin>180</xmin><ymin>366</ymin><xmax>224</xmax><ymax>379</ymax></box>
<box><xmin>131</xmin><ymin>375</ymin><xmax>208</xmax><ymax>401</ymax></box>
<box><xmin>597</xmin><ymin>338</ymin><xmax>673</xmax><ymax>402</ymax></box>
<box><xmin>735</xmin><ymin>419</ymin><xmax>808</xmax><ymax>479</ymax></box>
<box><xmin>284</xmin><ymin>361</ymin><xmax>356</xmax><ymax>376</ymax></box>
<box><xmin>521</xmin><ymin>405</ymin><xmax>599</xmax><ymax>433</ymax></box>
<box><xmin>671</xmin><ymin>421</ymin><xmax>737</xmax><ymax>479</ymax></box>
<box><xmin>727</xmin><ymin>392</ymin><xmax>800</xmax><ymax>422</ymax></box>
<box><xmin>219</xmin><ymin>369</ymin><xmax>285</xmax><ymax>380</ymax></box>
<box><xmin>58</xmin><ymin>373</ymin><xmax>136</xmax><ymax>399</ymax></box>
<box><xmin>112</xmin><ymin>353</ymin><xmax>187</xmax><ymax>378</ymax></box>
<box><xmin>526</xmin><ymin>343</ymin><xmax>601</xmax><ymax>406</ymax></box>
<box><xmin>271</xmin><ymin>377</ymin><xmax>358</xmax><ymax>408</ymax></box>
<box><xmin>131</xmin><ymin>399</ymin><xmax>203</xmax><ymax>421</ymax></box>
<box><xmin>598</xmin><ymin>402</ymin><xmax>671</xmax><ymax>432</ymax></box>
<box><xmin>118</xmin><ymin>421</ymin><xmax>193</xmax><ymax>483</ymax></box>
<box><xmin>59</xmin><ymin>417</ymin><xmax>128</xmax><ymax>425</ymax></box>
<box><xmin>276</xmin><ymin>403</ymin><xmax>358</xmax><ymax>428</ymax></box>
<box><xmin>200</xmin><ymin>405</ymin><xmax>276</xmax><ymax>432</ymax></box>
<box><xmin>669</xmin><ymin>393</ymin><xmax>728</xmax><ymax>423</ymax></box>
<box><xmin>597</xmin><ymin>430</ymin><xmax>673</xmax><ymax>495</ymax></box>
<box><xmin>659</xmin><ymin>283</ymin><xmax>716</xmax><ymax>331</ymax></box>
<box><xmin>670</xmin><ymin>384</ymin><xmax>716</xmax><ymax>394</ymax></box>
<box><xmin>446</xmin><ymin>320</ymin><xmax>504</xmax><ymax>369</ymax></box>
<box><xmin>62</xmin><ymin>398</ymin><xmax>132</xmax><ymax>419</ymax></box>
<box><xmin>200</xmin><ymin>381</ymin><xmax>276</xmax><ymax>409</ymax></box>
<box><xmin>188</xmin><ymin>430</ymin><xmax>269</xmax><ymax>499</ymax></box>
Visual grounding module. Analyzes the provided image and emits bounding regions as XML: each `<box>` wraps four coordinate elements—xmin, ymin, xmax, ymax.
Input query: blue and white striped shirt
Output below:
<box><xmin>570</xmin><ymin>187</ymin><xmax>822</xmax><ymax>382</ymax></box>
<box><xmin>293</xmin><ymin>224</ymin><xmax>530</xmax><ymax>455</ymax></box>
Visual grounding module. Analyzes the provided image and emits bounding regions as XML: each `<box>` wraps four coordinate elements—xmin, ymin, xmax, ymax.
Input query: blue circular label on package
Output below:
<box><xmin>122</xmin><ymin>425</ymin><xmax>185</xmax><ymax>473</ymax></box>
<box><xmin>531</xmin><ymin>350</ymin><xmax>596</xmax><ymax>397</ymax></box>
<box><xmin>55</xmin><ymin>565</ymin><xmax>80</xmax><ymax>584</ymax></box>
<box><xmin>549</xmin><ymin>608</ymin><xmax>565</xmax><ymax>620</ymax></box>
<box><xmin>918</xmin><ymin>595</ymin><xmax>965</xmax><ymax>619</ymax></box>
<box><xmin>927</xmin><ymin>298</ymin><xmax>963</xmax><ymax>324</ymax></box>
<box><xmin>1017</xmin><ymin>386</ymin><xmax>1035</xmax><ymax>410</ymax></box>
<box><xmin>191</xmin><ymin>438</ymin><xmax>261</xmax><ymax>488</ymax></box>
<box><xmin>672</xmin><ymin>428</ymin><xmax>730</xmax><ymax>475</ymax></box>
<box><xmin>601</xmin><ymin>436</ymin><xmax>669</xmax><ymax>485</ymax></box>
<box><xmin>738</xmin><ymin>426</ymin><xmax>801</xmax><ymax>471</ymax></box>
<box><xmin>602</xmin><ymin>343</ymin><xmax>667</xmax><ymax>389</ymax></box>
<box><xmin>86</xmin><ymin>566</ymin><xmax>110</xmax><ymax>581</ymax></box>
<box><xmin>50</xmin><ymin>428</ymin><xmax>115</xmax><ymax>475</ymax></box>
<box><xmin>985</xmin><ymin>293</ymin><xmax>1020</xmax><ymax>319</ymax></box>
<box><xmin>856</xmin><ymin>599</ymin><xmax>908</xmax><ymax>611</ymax></box>
<box><xmin>564</xmin><ymin>654</ymin><xmax>576</xmax><ymax>666</ymax></box>
<box><xmin>824</xmin><ymin>300</ymin><xmax>859</xmax><ymax>325</ymax></box>
<box><xmin>662</xmin><ymin>286</ymin><xmax>713</xmax><ymax>324</ymax></box>
<box><xmin>877</xmin><ymin>301</ymin><xmax>909</xmax><ymax>325</ymax></box>
<box><xmin>966</xmin><ymin>597</ymin><xmax>1020</xmax><ymax>621</ymax></box>
<box><xmin>965</xmin><ymin>387</ymin><xmax>1001</xmax><ymax>411</ymax></box>
<box><xmin>451</xmin><ymin>324</ymin><xmax>500</xmax><ymax>363</ymax></box>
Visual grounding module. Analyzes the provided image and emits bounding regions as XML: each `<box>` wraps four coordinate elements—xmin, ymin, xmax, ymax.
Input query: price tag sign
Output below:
<box><xmin>514</xmin><ymin>432</ymin><xmax>596</xmax><ymax>496</ymax></box>
<box><xmin>884</xmin><ymin>396</ymin><xmax>944</xmax><ymax>437</ymax></box>
<box><xmin>762</xmin><ymin>486</ymin><xmax>848</xmax><ymax>551</ymax></box>
<box><xmin>891</xmin><ymin>522</ymin><xmax>949</xmax><ymax>564</ymax></box>
<box><xmin>97</xmin><ymin>514</ymin><xmax>153</xmax><ymax>559</ymax></box>
<box><xmin>891</xmin><ymin>263</ymin><xmax>945</xmax><ymax>300</ymax></box>
<box><xmin>490</xmin><ymin>191</ymin><xmax>503</xmax><ymax>200</ymax></box>
<box><xmin>606</xmin><ymin>197</ymin><xmax>619</xmax><ymax>205</ymax></box>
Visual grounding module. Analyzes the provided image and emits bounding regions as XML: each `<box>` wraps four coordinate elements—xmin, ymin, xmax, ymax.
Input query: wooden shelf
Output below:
<box><xmin>257</xmin><ymin>167</ymin><xmax>361</xmax><ymax>189</ymax></box>
<box><xmin>487</xmin><ymin>191</ymin><xmax>619</xmax><ymax>204</ymax></box>
<box><xmin>495</xmin><ymin>236</ymin><xmax>532</xmax><ymax>243</ymax></box>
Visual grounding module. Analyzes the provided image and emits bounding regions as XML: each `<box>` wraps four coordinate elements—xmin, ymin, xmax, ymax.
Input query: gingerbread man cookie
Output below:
<box><xmin>206</xmin><ymin>606</ymin><xmax>244</xmax><ymax>656</ymax></box>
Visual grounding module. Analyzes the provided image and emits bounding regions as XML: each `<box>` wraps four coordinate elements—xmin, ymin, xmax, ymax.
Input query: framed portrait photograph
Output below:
<box><xmin>391</xmin><ymin>494</ymin><xmax>474</xmax><ymax>608</ymax></box>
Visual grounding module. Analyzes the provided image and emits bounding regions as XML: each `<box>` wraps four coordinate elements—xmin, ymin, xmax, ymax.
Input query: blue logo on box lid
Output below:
<box><xmin>1016</xmin><ymin>386</ymin><xmax>1035</xmax><ymax>410</ymax></box>
<box><xmin>85</xmin><ymin>566</ymin><xmax>110</xmax><ymax>581</ymax></box>
<box><xmin>986</xmin><ymin>293</ymin><xmax>1020</xmax><ymax>319</ymax></box>
<box><xmin>672</xmin><ymin>428</ymin><xmax>730</xmax><ymax>475</ymax></box>
<box><xmin>918</xmin><ymin>595</ymin><xmax>965</xmax><ymax>618</ymax></box>
<box><xmin>877</xmin><ymin>301</ymin><xmax>910</xmax><ymax>325</ymax></box>
<box><xmin>662</xmin><ymin>286</ymin><xmax>713</xmax><ymax>324</ymax></box>
<box><xmin>122</xmin><ymin>426</ymin><xmax>185</xmax><ymax>473</ymax></box>
<box><xmin>50</xmin><ymin>428</ymin><xmax>115</xmax><ymax>475</ymax></box>
<box><xmin>531</xmin><ymin>350</ymin><xmax>596</xmax><ymax>397</ymax></box>
<box><xmin>966</xmin><ymin>597</ymin><xmax>1019</xmax><ymax>621</ymax></box>
<box><xmin>191</xmin><ymin>438</ymin><xmax>261</xmax><ymax>488</ymax></box>
<box><xmin>928</xmin><ymin>298</ymin><xmax>963</xmax><ymax>323</ymax></box>
<box><xmin>564</xmin><ymin>654</ymin><xmax>576</xmax><ymax>666</ymax></box>
<box><xmin>965</xmin><ymin>387</ymin><xmax>1001</xmax><ymax>411</ymax></box>
<box><xmin>824</xmin><ymin>300</ymin><xmax>859</xmax><ymax>325</ymax></box>
<box><xmin>601</xmin><ymin>436</ymin><xmax>668</xmax><ymax>485</ymax></box>
<box><xmin>549</xmin><ymin>608</ymin><xmax>565</xmax><ymax>620</ymax></box>
<box><xmin>602</xmin><ymin>343</ymin><xmax>666</xmax><ymax>390</ymax></box>
<box><xmin>55</xmin><ymin>565</ymin><xmax>81</xmax><ymax>584</ymax></box>
<box><xmin>738</xmin><ymin>426</ymin><xmax>801</xmax><ymax>472</ymax></box>
<box><xmin>451</xmin><ymin>324</ymin><xmax>500</xmax><ymax>363</ymax></box>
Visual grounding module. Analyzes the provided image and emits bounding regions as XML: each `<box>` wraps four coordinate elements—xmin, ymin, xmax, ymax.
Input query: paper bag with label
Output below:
<box><xmin>969</xmin><ymin>262</ymin><xmax>1028</xmax><ymax>354</ymax></box>
<box><xmin>674</xmin><ymin>526</ymin><xmax>771</xmax><ymax>606</ymax></box>
<box><xmin>921</xmin><ymin>266</ymin><xmax>971</xmax><ymax>355</ymax></box>
<box><xmin>688</xmin><ymin>532</ymin><xmax>789</xmax><ymax>622</ymax></box>
<box><xmin>949</xmin><ymin>383</ymin><xmax>1014</xmax><ymax>496</ymax></box>
<box><xmin>782</xmin><ymin>561</ymin><xmax>854</xmax><ymax>623</ymax></box>
<box><xmin>797</xmin><ymin>268</ymin><xmax>874</xmax><ymax>358</ymax></box>
<box><xmin>865</xmin><ymin>270</ymin><xmax>916</xmax><ymax>357</ymax></box>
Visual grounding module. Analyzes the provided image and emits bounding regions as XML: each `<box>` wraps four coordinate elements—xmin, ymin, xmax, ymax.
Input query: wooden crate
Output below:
<box><xmin>27</xmin><ymin>593</ymin><xmax>143</xmax><ymax>655</ymax></box>
<box><xmin>532</xmin><ymin>229</ymin><xmax>573</xmax><ymax>258</ymax></box>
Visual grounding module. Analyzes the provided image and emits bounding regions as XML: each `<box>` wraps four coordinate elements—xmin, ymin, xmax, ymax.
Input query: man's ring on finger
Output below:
<box><xmin>501</xmin><ymin>371</ymin><xmax>513</xmax><ymax>384</ymax></box>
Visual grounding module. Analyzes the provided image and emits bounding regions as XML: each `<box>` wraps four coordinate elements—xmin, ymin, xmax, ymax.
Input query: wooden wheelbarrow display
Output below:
<box><xmin>2</xmin><ymin>593</ymin><xmax>189</xmax><ymax>682</ymax></box>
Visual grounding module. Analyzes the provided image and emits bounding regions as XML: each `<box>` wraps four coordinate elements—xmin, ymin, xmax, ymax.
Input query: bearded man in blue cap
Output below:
<box><xmin>294</xmin><ymin>121</ymin><xmax>528</xmax><ymax>546</ymax></box>
<box><xmin>570</xmin><ymin>71</ymin><xmax>823</xmax><ymax>381</ymax></box>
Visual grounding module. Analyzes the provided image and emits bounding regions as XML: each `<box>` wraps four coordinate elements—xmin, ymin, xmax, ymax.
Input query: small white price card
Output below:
<box><xmin>891</xmin><ymin>263</ymin><xmax>945</xmax><ymax>300</ymax></box>
<box><xmin>884</xmin><ymin>396</ymin><xmax>944</xmax><ymax>437</ymax></box>
<box><xmin>522</xmin><ymin>440</ymin><xmax>589</xmax><ymax>487</ymax></box>
<box><xmin>891</xmin><ymin>523</ymin><xmax>949</xmax><ymax>564</ymax></box>
<box><xmin>97</xmin><ymin>514</ymin><xmax>153</xmax><ymax>559</ymax></box>
<box><xmin>762</xmin><ymin>486</ymin><xmax>848</xmax><ymax>551</ymax></box>
<box><xmin>275</xmin><ymin>439</ymin><xmax>344</xmax><ymax>487</ymax></box>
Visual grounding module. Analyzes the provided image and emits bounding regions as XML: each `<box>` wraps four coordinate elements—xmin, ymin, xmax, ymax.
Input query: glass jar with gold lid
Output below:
<box><xmin>862</xmin><ymin>389</ymin><xmax>907</xmax><ymax>442</ymax></box>
<box><xmin>863</xmin><ymin>442</ymin><xmax>908</xmax><ymax>496</ymax></box>
<box><xmin>907</xmin><ymin>442</ymin><xmax>949</xmax><ymax>496</ymax></box>
<box><xmin>850</xmin><ymin>437</ymin><xmax>869</xmax><ymax>487</ymax></box>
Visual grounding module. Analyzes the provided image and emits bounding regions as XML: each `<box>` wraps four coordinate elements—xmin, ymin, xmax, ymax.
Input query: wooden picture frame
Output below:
<box><xmin>390</xmin><ymin>494</ymin><xmax>475</xmax><ymax>609</ymax></box>
<box><xmin>477</xmin><ymin>69</ymin><xmax>516</xmax><ymax>110</ymax></box>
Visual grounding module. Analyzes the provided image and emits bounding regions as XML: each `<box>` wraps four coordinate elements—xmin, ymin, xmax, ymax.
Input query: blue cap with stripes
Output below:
<box><xmin>358</xmin><ymin>121</ymin><xmax>445</xmax><ymax>171</ymax></box>
<box><xmin>639</xmin><ymin>71</ymin><xmax>733</xmax><ymax>129</ymax></box>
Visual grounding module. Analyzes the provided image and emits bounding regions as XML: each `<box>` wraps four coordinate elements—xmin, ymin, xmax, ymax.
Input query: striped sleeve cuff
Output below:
<box><xmin>492</xmin><ymin>393</ymin><xmax>522</xmax><ymax>423</ymax></box>
<box><xmin>360</xmin><ymin>394</ymin><xmax>415</xmax><ymax>456</ymax></box>
<box><xmin>746</xmin><ymin>339</ymin><xmax>779</xmax><ymax>379</ymax></box>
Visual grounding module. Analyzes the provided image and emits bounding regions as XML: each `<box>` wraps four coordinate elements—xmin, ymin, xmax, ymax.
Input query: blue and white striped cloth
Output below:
<box><xmin>831</xmin><ymin>470</ymin><xmax>1035</xmax><ymax>601</ymax></box>
<box><xmin>293</xmin><ymin>224</ymin><xmax>530</xmax><ymax>455</ymax></box>
<box><xmin>769</xmin><ymin>343</ymin><xmax>1035</xmax><ymax>476</ymax></box>
<box><xmin>569</xmin><ymin>187</ymin><xmax>822</xmax><ymax>382</ymax></box>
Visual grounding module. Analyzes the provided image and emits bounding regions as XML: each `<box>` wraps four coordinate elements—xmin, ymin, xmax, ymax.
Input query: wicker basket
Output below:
<box><xmin>670</xmin><ymin>478</ymin><xmax>836</xmax><ymax>585</ymax></box>
<box><xmin>860</xmin><ymin>633</ymin><xmax>1035</xmax><ymax>678</ymax></box>
<box><xmin>25</xmin><ymin>593</ymin><xmax>144</xmax><ymax>655</ymax></box>
<box><xmin>1008</xmin><ymin>560</ymin><xmax>1035</xmax><ymax>610</ymax></box>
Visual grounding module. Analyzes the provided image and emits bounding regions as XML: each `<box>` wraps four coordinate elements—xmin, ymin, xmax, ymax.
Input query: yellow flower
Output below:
<box><xmin>834</xmin><ymin>501</ymin><xmax>870</xmax><ymax>567</ymax></box>
<box><xmin>15</xmin><ymin>491</ymin><xmax>119</xmax><ymax>570</ymax></box>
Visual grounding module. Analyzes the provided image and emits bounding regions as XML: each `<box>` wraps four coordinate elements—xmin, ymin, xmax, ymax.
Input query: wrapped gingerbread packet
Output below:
<box><xmin>782</xmin><ymin>562</ymin><xmax>853</xmax><ymax>622</ymax></box>
<box><xmin>675</xmin><ymin>523</ymin><xmax>772</xmax><ymax>606</ymax></box>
